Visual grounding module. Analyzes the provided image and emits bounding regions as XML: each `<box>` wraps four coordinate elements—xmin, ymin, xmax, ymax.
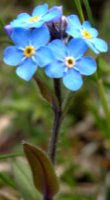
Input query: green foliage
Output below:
<box><xmin>56</xmin><ymin>195</ymin><xmax>96</xmax><ymax>200</ymax></box>
<box><xmin>23</xmin><ymin>143</ymin><xmax>59</xmax><ymax>197</ymax></box>
<box><xmin>12</xmin><ymin>158</ymin><xmax>42</xmax><ymax>200</ymax></box>
<box><xmin>0</xmin><ymin>172</ymin><xmax>16</xmax><ymax>188</ymax></box>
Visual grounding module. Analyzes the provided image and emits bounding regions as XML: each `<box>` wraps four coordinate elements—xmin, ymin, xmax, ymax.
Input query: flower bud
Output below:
<box><xmin>4</xmin><ymin>25</ymin><xmax>13</xmax><ymax>38</ymax></box>
<box><xmin>47</xmin><ymin>15</ymin><xmax>68</xmax><ymax>41</ymax></box>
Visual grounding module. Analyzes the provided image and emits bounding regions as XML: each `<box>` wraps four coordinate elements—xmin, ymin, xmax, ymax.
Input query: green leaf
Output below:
<box><xmin>0</xmin><ymin>172</ymin><xmax>16</xmax><ymax>188</ymax></box>
<box><xmin>0</xmin><ymin>18</ymin><xmax>5</xmax><ymax>28</ymax></box>
<box><xmin>34</xmin><ymin>75</ymin><xmax>57</xmax><ymax>105</ymax></box>
<box><xmin>0</xmin><ymin>153</ymin><xmax>23</xmax><ymax>160</ymax></box>
<box><xmin>23</xmin><ymin>142</ymin><xmax>59</xmax><ymax>198</ymax></box>
<box><xmin>12</xmin><ymin>159</ymin><xmax>41</xmax><ymax>200</ymax></box>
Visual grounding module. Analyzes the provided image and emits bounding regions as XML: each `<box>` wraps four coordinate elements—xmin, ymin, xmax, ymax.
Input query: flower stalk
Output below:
<box><xmin>96</xmin><ymin>60</ymin><xmax>110</xmax><ymax>138</ymax></box>
<box><xmin>44</xmin><ymin>79</ymin><xmax>62</xmax><ymax>200</ymax></box>
<box><xmin>83</xmin><ymin>0</ymin><xmax>94</xmax><ymax>25</ymax></box>
<box><xmin>43</xmin><ymin>193</ymin><xmax>53</xmax><ymax>200</ymax></box>
<box><xmin>48</xmin><ymin>79</ymin><xmax>62</xmax><ymax>164</ymax></box>
<box><xmin>74</xmin><ymin>0</ymin><xmax>84</xmax><ymax>22</ymax></box>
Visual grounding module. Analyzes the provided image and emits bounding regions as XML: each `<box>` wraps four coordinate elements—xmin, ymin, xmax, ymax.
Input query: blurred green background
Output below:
<box><xmin>0</xmin><ymin>0</ymin><xmax>110</xmax><ymax>199</ymax></box>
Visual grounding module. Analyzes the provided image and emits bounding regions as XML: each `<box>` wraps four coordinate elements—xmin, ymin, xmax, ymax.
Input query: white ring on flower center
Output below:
<box><xmin>65</xmin><ymin>56</ymin><xmax>76</xmax><ymax>68</ymax></box>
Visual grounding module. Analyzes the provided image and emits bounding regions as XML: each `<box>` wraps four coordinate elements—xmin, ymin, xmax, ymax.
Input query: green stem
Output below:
<box><xmin>97</xmin><ymin>79</ymin><xmax>110</xmax><ymax>132</ymax></box>
<box><xmin>83</xmin><ymin>0</ymin><xmax>110</xmax><ymax>137</ymax></box>
<box><xmin>83</xmin><ymin>0</ymin><xmax>94</xmax><ymax>25</ymax></box>
<box><xmin>96</xmin><ymin>61</ymin><xmax>110</xmax><ymax>138</ymax></box>
<box><xmin>0</xmin><ymin>152</ymin><xmax>23</xmax><ymax>160</ymax></box>
<box><xmin>48</xmin><ymin>79</ymin><xmax>62</xmax><ymax>164</ymax></box>
<box><xmin>74</xmin><ymin>0</ymin><xmax>85</xmax><ymax>22</ymax></box>
<box><xmin>0</xmin><ymin>18</ymin><xmax>5</xmax><ymax>28</ymax></box>
<box><xmin>44</xmin><ymin>80</ymin><xmax>62</xmax><ymax>200</ymax></box>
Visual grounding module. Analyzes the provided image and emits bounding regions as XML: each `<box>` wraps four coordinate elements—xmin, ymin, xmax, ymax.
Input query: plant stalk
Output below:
<box><xmin>83</xmin><ymin>0</ymin><xmax>110</xmax><ymax>137</ymax></box>
<box><xmin>74</xmin><ymin>0</ymin><xmax>85</xmax><ymax>22</ymax></box>
<box><xmin>48</xmin><ymin>101</ymin><xmax>62</xmax><ymax>164</ymax></box>
<box><xmin>96</xmin><ymin>60</ymin><xmax>110</xmax><ymax>138</ymax></box>
<box><xmin>43</xmin><ymin>193</ymin><xmax>52</xmax><ymax>200</ymax></box>
<box><xmin>44</xmin><ymin>79</ymin><xmax>62</xmax><ymax>200</ymax></box>
<box><xmin>44</xmin><ymin>197</ymin><xmax>51</xmax><ymax>200</ymax></box>
<box><xmin>48</xmin><ymin>79</ymin><xmax>62</xmax><ymax>164</ymax></box>
<box><xmin>83</xmin><ymin>0</ymin><xmax>94</xmax><ymax>25</ymax></box>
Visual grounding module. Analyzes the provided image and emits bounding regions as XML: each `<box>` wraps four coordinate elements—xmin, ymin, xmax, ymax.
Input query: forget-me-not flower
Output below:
<box><xmin>66</xmin><ymin>15</ymin><xmax>108</xmax><ymax>54</ymax></box>
<box><xmin>45</xmin><ymin>38</ymin><xmax>97</xmax><ymax>91</ymax></box>
<box><xmin>10</xmin><ymin>4</ymin><xmax>62</xmax><ymax>28</ymax></box>
<box><xmin>3</xmin><ymin>26</ymin><xmax>53</xmax><ymax>81</ymax></box>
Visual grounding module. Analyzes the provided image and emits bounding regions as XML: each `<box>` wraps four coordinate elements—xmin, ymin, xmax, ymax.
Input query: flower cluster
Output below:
<box><xmin>3</xmin><ymin>3</ymin><xmax>108</xmax><ymax>91</ymax></box>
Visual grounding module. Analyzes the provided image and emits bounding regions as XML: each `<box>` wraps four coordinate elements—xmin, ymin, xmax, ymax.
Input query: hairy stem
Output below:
<box><xmin>48</xmin><ymin>79</ymin><xmax>62</xmax><ymax>164</ymax></box>
<box><xmin>43</xmin><ymin>79</ymin><xmax>62</xmax><ymax>200</ymax></box>
<box><xmin>43</xmin><ymin>193</ymin><xmax>52</xmax><ymax>200</ymax></box>
<box><xmin>48</xmin><ymin>101</ymin><xmax>62</xmax><ymax>164</ymax></box>
<box><xmin>44</xmin><ymin>198</ymin><xmax>51</xmax><ymax>200</ymax></box>
<box><xmin>53</xmin><ymin>79</ymin><xmax>62</xmax><ymax>108</ymax></box>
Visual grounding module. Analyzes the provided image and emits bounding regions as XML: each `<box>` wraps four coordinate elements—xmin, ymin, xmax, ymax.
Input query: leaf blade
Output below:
<box><xmin>23</xmin><ymin>143</ymin><xmax>59</xmax><ymax>197</ymax></box>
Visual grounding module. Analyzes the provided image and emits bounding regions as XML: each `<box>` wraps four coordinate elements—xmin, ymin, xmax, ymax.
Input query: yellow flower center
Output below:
<box><xmin>24</xmin><ymin>46</ymin><xmax>35</xmax><ymax>58</ymax></box>
<box><xmin>81</xmin><ymin>30</ymin><xmax>92</xmax><ymax>39</ymax></box>
<box><xmin>29</xmin><ymin>16</ymin><xmax>41</xmax><ymax>23</ymax></box>
<box><xmin>65</xmin><ymin>57</ymin><xmax>76</xmax><ymax>68</ymax></box>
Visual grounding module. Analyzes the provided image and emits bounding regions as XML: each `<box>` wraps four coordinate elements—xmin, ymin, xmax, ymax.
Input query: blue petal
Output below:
<box><xmin>45</xmin><ymin>61</ymin><xmax>65</xmax><ymax>78</ymax></box>
<box><xmin>10</xmin><ymin>13</ymin><xmax>31</xmax><ymax>28</ymax></box>
<box><xmin>48</xmin><ymin>39</ymin><xmax>67</xmax><ymax>60</ymax></box>
<box><xmin>35</xmin><ymin>47</ymin><xmax>54</xmax><ymax>67</ymax></box>
<box><xmin>32</xmin><ymin>4</ymin><xmax>48</xmax><ymax>16</ymax></box>
<box><xmin>66</xmin><ymin>26</ymin><xmax>81</xmax><ymax>38</ymax></box>
<box><xmin>16</xmin><ymin>59</ymin><xmax>37</xmax><ymax>81</ymax></box>
<box><xmin>43</xmin><ymin>7</ymin><xmax>62</xmax><ymax>22</ymax></box>
<box><xmin>30</xmin><ymin>26</ymin><xmax>50</xmax><ymax>48</ymax></box>
<box><xmin>92</xmin><ymin>38</ymin><xmax>108</xmax><ymax>53</ymax></box>
<box><xmin>3</xmin><ymin>46</ymin><xmax>23</xmax><ymax>66</ymax></box>
<box><xmin>67</xmin><ymin>15</ymin><xmax>81</xmax><ymax>28</ymax></box>
<box><xmin>11</xmin><ymin>28</ymin><xmax>30</xmax><ymax>47</ymax></box>
<box><xmin>63</xmin><ymin>69</ymin><xmax>83</xmax><ymax>91</ymax></box>
<box><xmin>68</xmin><ymin>38</ymin><xmax>88</xmax><ymax>59</ymax></box>
<box><xmin>76</xmin><ymin>56</ymin><xmax>97</xmax><ymax>75</ymax></box>
<box><xmin>10</xmin><ymin>19</ymin><xmax>29</xmax><ymax>28</ymax></box>
<box><xmin>82</xmin><ymin>21</ymin><xmax>91</xmax><ymax>28</ymax></box>
<box><xmin>17</xmin><ymin>13</ymin><xmax>31</xmax><ymax>20</ymax></box>
<box><xmin>85</xmin><ymin>40</ymin><xmax>100</xmax><ymax>54</ymax></box>
<box><xmin>66</xmin><ymin>15</ymin><xmax>82</xmax><ymax>37</ymax></box>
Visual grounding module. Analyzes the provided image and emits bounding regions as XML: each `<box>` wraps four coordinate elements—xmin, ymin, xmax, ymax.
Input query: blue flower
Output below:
<box><xmin>3</xmin><ymin>26</ymin><xmax>53</xmax><ymax>81</ymax></box>
<box><xmin>45</xmin><ymin>39</ymin><xmax>97</xmax><ymax>91</ymax></box>
<box><xmin>10</xmin><ymin>4</ymin><xmax>62</xmax><ymax>28</ymax></box>
<box><xmin>66</xmin><ymin>15</ymin><xmax>108</xmax><ymax>54</ymax></box>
